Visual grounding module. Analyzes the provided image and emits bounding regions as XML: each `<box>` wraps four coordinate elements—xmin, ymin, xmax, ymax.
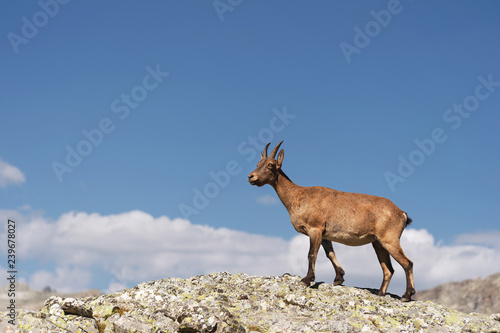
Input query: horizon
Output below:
<box><xmin>1</xmin><ymin>1</ymin><xmax>499</xmax><ymax>296</ymax></box>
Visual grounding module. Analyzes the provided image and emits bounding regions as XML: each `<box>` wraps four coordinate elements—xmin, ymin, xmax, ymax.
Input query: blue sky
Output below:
<box><xmin>1</xmin><ymin>1</ymin><xmax>499</xmax><ymax>295</ymax></box>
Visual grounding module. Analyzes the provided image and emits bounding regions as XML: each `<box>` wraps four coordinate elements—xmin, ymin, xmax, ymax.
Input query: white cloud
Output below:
<box><xmin>29</xmin><ymin>267</ymin><xmax>92</xmax><ymax>293</ymax></box>
<box><xmin>2</xmin><ymin>209</ymin><xmax>499</xmax><ymax>296</ymax></box>
<box><xmin>105</xmin><ymin>281</ymin><xmax>128</xmax><ymax>294</ymax></box>
<box><xmin>454</xmin><ymin>230</ymin><xmax>500</xmax><ymax>250</ymax></box>
<box><xmin>402</xmin><ymin>229</ymin><xmax>500</xmax><ymax>286</ymax></box>
<box><xmin>256</xmin><ymin>194</ymin><xmax>279</xmax><ymax>205</ymax></box>
<box><xmin>0</xmin><ymin>159</ymin><xmax>26</xmax><ymax>188</ymax></box>
<box><xmin>17</xmin><ymin>204</ymin><xmax>32</xmax><ymax>211</ymax></box>
<box><xmin>13</xmin><ymin>210</ymin><xmax>290</xmax><ymax>291</ymax></box>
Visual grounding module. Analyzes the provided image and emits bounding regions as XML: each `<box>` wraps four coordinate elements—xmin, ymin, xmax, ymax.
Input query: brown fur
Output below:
<box><xmin>248</xmin><ymin>141</ymin><xmax>415</xmax><ymax>301</ymax></box>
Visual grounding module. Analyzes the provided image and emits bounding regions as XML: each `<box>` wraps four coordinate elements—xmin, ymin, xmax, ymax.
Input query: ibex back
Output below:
<box><xmin>248</xmin><ymin>141</ymin><xmax>415</xmax><ymax>301</ymax></box>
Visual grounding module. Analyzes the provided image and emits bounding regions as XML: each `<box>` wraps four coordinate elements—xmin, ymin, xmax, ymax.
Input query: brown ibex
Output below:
<box><xmin>248</xmin><ymin>141</ymin><xmax>415</xmax><ymax>301</ymax></box>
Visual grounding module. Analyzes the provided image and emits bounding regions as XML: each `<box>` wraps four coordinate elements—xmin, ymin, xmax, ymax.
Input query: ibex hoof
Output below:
<box><xmin>401</xmin><ymin>289</ymin><xmax>415</xmax><ymax>302</ymax></box>
<box><xmin>300</xmin><ymin>278</ymin><xmax>313</xmax><ymax>286</ymax></box>
<box><xmin>400</xmin><ymin>293</ymin><xmax>413</xmax><ymax>302</ymax></box>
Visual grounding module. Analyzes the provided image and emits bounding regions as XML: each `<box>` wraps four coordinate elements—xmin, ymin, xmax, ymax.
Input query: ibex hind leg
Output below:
<box><xmin>321</xmin><ymin>240</ymin><xmax>345</xmax><ymax>286</ymax></box>
<box><xmin>379</xmin><ymin>239</ymin><xmax>415</xmax><ymax>302</ymax></box>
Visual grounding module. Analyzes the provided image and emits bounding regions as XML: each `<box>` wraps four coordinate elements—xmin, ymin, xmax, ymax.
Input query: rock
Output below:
<box><xmin>415</xmin><ymin>272</ymin><xmax>500</xmax><ymax>314</ymax></box>
<box><xmin>1</xmin><ymin>272</ymin><xmax>499</xmax><ymax>332</ymax></box>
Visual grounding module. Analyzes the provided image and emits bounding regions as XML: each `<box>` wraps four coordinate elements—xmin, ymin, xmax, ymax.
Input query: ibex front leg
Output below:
<box><xmin>301</xmin><ymin>229</ymin><xmax>322</xmax><ymax>286</ymax></box>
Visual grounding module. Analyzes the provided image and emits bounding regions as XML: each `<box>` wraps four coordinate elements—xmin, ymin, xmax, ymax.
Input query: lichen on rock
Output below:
<box><xmin>1</xmin><ymin>272</ymin><xmax>499</xmax><ymax>332</ymax></box>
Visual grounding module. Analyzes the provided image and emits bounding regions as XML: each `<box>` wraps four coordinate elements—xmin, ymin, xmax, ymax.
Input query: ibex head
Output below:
<box><xmin>248</xmin><ymin>141</ymin><xmax>284</xmax><ymax>187</ymax></box>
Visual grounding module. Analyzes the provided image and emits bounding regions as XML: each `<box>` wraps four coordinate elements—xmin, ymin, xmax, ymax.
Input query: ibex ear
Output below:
<box><xmin>276</xmin><ymin>149</ymin><xmax>284</xmax><ymax>169</ymax></box>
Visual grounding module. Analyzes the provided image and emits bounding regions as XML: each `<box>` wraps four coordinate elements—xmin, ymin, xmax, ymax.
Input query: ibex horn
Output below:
<box><xmin>261</xmin><ymin>142</ymin><xmax>271</xmax><ymax>159</ymax></box>
<box><xmin>269</xmin><ymin>141</ymin><xmax>284</xmax><ymax>159</ymax></box>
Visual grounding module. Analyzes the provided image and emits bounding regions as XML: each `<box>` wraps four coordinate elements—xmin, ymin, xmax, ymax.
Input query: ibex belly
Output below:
<box><xmin>323</xmin><ymin>229</ymin><xmax>376</xmax><ymax>246</ymax></box>
<box><xmin>290</xmin><ymin>216</ymin><xmax>377</xmax><ymax>246</ymax></box>
<box><xmin>321</xmin><ymin>210</ymin><xmax>378</xmax><ymax>245</ymax></box>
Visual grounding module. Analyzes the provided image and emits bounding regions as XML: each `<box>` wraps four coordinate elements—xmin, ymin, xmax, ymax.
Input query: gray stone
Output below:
<box><xmin>1</xmin><ymin>272</ymin><xmax>499</xmax><ymax>332</ymax></box>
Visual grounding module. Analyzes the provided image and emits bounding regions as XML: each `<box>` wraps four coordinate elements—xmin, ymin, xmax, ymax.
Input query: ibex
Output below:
<box><xmin>248</xmin><ymin>141</ymin><xmax>415</xmax><ymax>301</ymax></box>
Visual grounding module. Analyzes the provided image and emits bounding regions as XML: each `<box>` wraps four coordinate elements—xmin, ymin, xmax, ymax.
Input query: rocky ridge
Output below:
<box><xmin>0</xmin><ymin>282</ymin><xmax>102</xmax><ymax>311</ymax></box>
<box><xmin>415</xmin><ymin>272</ymin><xmax>500</xmax><ymax>314</ymax></box>
<box><xmin>1</xmin><ymin>272</ymin><xmax>499</xmax><ymax>332</ymax></box>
